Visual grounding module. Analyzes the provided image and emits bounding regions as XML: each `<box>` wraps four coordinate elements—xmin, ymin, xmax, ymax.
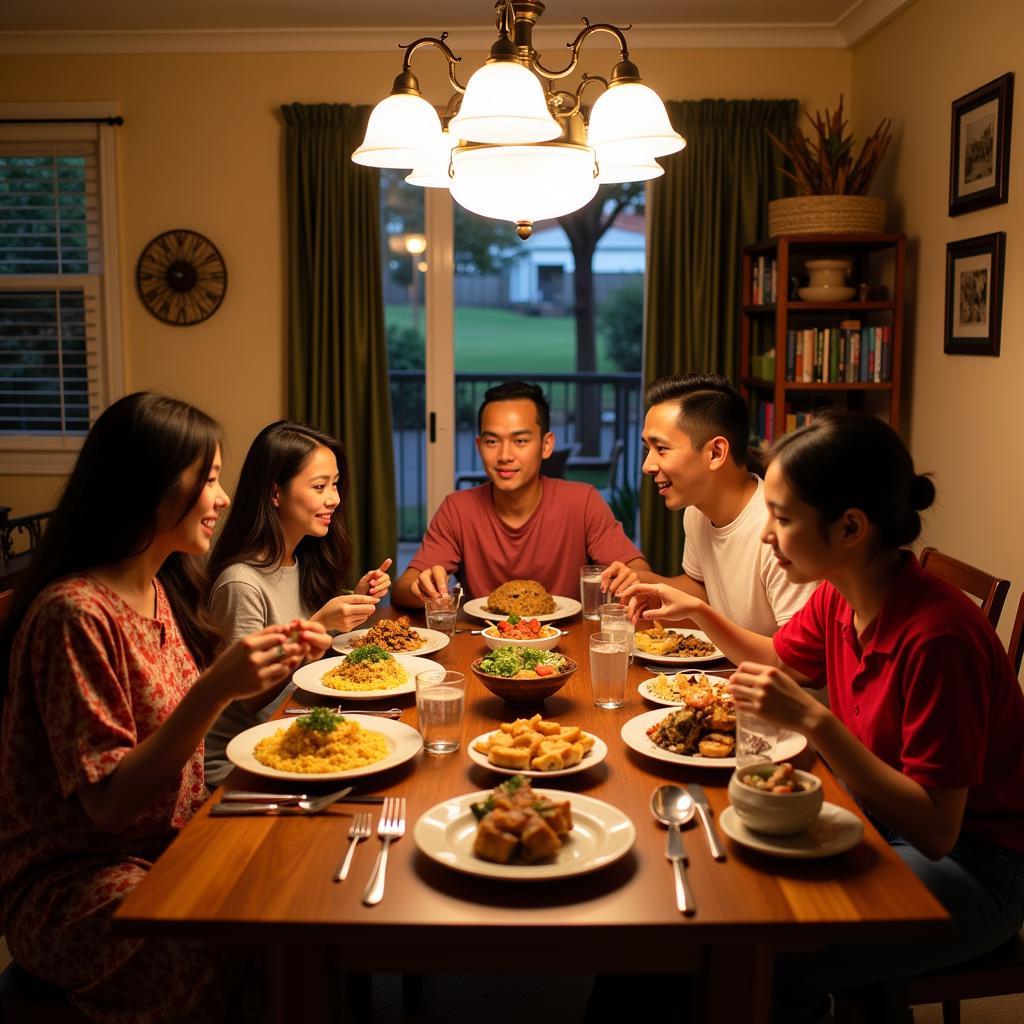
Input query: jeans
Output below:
<box><xmin>773</xmin><ymin>829</ymin><xmax>1024</xmax><ymax>1023</ymax></box>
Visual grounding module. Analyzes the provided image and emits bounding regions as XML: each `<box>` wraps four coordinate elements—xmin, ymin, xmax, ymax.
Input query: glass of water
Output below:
<box><xmin>415</xmin><ymin>669</ymin><xmax>465</xmax><ymax>754</ymax></box>
<box><xmin>580</xmin><ymin>564</ymin><xmax>607</xmax><ymax>620</ymax></box>
<box><xmin>423</xmin><ymin>584</ymin><xmax>462</xmax><ymax>636</ymax></box>
<box><xmin>589</xmin><ymin>631</ymin><xmax>629</xmax><ymax>709</ymax></box>
<box><xmin>599</xmin><ymin>602</ymin><xmax>634</xmax><ymax>657</ymax></box>
<box><xmin>735</xmin><ymin>709</ymin><xmax>780</xmax><ymax>767</ymax></box>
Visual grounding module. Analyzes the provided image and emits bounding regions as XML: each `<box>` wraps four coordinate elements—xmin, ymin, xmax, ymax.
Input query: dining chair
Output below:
<box><xmin>918</xmin><ymin>547</ymin><xmax>1010</xmax><ymax>628</ymax></box>
<box><xmin>0</xmin><ymin>589</ymin><xmax>13</xmax><ymax>627</ymax></box>
<box><xmin>1008</xmin><ymin>590</ymin><xmax>1024</xmax><ymax>676</ymax></box>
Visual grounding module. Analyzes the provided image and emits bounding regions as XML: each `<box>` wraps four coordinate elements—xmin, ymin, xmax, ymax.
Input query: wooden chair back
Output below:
<box><xmin>1008</xmin><ymin>591</ymin><xmax>1024</xmax><ymax>677</ymax></box>
<box><xmin>918</xmin><ymin>547</ymin><xmax>1010</xmax><ymax>628</ymax></box>
<box><xmin>0</xmin><ymin>588</ymin><xmax>13</xmax><ymax>627</ymax></box>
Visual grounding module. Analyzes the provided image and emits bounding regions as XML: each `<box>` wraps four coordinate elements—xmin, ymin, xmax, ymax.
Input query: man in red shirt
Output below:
<box><xmin>393</xmin><ymin>381</ymin><xmax>649</xmax><ymax>605</ymax></box>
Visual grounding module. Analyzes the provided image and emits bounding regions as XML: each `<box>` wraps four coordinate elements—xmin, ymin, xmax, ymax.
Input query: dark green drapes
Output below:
<box><xmin>282</xmin><ymin>103</ymin><xmax>397</xmax><ymax>583</ymax></box>
<box><xmin>639</xmin><ymin>98</ymin><xmax>798</xmax><ymax>575</ymax></box>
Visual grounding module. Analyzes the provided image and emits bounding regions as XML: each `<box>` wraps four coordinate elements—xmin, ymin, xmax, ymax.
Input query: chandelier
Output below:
<box><xmin>352</xmin><ymin>0</ymin><xmax>685</xmax><ymax>239</ymax></box>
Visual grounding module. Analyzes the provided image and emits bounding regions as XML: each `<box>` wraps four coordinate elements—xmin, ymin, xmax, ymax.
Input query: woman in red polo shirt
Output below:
<box><xmin>624</xmin><ymin>412</ymin><xmax>1024</xmax><ymax>1019</ymax></box>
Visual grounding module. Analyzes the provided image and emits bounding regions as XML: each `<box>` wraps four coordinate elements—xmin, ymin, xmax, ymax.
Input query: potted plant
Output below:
<box><xmin>767</xmin><ymin>95</ymin><xmax>892</xmax><ymax>236</ymax></box>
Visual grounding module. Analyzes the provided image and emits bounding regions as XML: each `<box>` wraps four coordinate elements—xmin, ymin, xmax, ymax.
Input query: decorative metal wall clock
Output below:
<box><xmin>136</xmin><ymin>229</ymin><xmax>227</xmax><ymax>325</ymax></box>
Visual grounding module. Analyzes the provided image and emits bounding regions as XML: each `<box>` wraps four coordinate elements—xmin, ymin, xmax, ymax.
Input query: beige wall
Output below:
<box><xmin>853</xmin><ymin>0</ymin><xmax>1023</xmax><ymax>643</ymax></box>
<box><xmin>0</xmin><ymin>44</ymin><xmax>849</xmax><ymax>512</ymax></box>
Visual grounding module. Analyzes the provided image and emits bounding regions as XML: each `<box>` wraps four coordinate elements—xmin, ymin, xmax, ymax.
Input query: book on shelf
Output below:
<box><xmin>780</xmin><ymin>319</ymin><xmax>891</xmax><ymax>384</ymax></box>
<box><xmin>751</xmin><ymin>256</ymin><xmax>778</xmax><ymax>305</ymax></box>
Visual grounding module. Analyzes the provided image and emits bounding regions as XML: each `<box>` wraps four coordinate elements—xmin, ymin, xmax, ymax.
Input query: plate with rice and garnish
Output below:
<box><xmin>464</xmin><ymin>578</ymin><xmax>582</xmax><ymax>623</ymax></box>
<box><xmin>293</xmin><ymin>645</ymin><xmax>439</xmax><ymax>700</ymax></box>
<box><xmin>226</xmin><ymin>707</ymin><xmax>423</xmax><ymax>782</ymax></box>
<box><xmin>632</xmin><ymin>624</ymin><xmax>724</xmax><ymax>666</ymax></box>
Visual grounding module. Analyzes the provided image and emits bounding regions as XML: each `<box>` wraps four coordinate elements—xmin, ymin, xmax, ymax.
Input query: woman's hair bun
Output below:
<box><xmin>909</xmin><ymin>473</ymin><xmax>936</xmax><ymax>511</ymax></box>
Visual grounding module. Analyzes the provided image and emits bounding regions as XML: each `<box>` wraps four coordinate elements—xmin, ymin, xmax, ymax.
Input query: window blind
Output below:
<box><xmin>0</xmin><ymin>144</ymin><xmax>103</xmax><ymax>437</ymax></box>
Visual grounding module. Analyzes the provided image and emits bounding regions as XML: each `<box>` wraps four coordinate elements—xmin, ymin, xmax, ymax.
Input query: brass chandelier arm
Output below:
<box><xmin>531</xmin><ymin>19</ymin><xmax>632</xmax><ymax>82</ymax></box>
<box><xmin>398</xmin><ymin>33</ymin><xmax>467</xmax><ymax>94</ymax></box>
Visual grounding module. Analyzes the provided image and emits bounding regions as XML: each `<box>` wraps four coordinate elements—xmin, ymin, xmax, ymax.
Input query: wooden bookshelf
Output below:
<box><xmin>740</xmin><ymin>232</ymin><xmax>906</xmax><ymax>441</ymax></box>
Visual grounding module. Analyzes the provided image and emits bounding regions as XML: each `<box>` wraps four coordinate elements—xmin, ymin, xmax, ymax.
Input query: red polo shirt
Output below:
<box><xmin>774</xmin><ymin>553</ymin><xmax>1024</xmax><ymax>855</ymax></box>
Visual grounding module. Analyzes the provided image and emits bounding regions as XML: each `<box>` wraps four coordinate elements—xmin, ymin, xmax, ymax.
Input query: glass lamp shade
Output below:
<box><xmin>352</xmin><ymin>92</ymin><xmax>443</xmax><ymax>168</ymax></box>
<box><xmin>594</xmin><ymin>145</ymin><xmax>665</xmax><ymax>184</ymax></box>
<box><xmin>405</xmin><ymin>128</ymin><xmax>456</xmax><ymax>188</ymax></box>
<box><xmin>587</xmin><ymin>82</ymin><xmax>685</xmax><ymax>159</ymax></box>
<box><xmin>449</xmin><ymin>62</ymin><xmax>561</xmax><ymax>144</ymax></box>
<box><xmin>450</xmin><ymin>143</ymin><xmax>599</xmax><ymax>227</ymax></box>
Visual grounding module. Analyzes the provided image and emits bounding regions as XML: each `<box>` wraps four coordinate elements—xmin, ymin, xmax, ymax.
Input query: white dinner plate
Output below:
<box><xmin>632</xmin><ymin>628</ymin><xmax>724</xmax><ymax>666</ymax></box>
<box><xmin>463</xmin><ymin>595</ymin><xmax>582</xmax><ymax>623</ymax></box>
<box><xmin>637</xmin><ymin>673</ymin><xmax>731</xmax><ymax>707</ymax></box>
<box><xmin>620</xmin><ymin>708</ymin><xmax>807</xmax><ymax>769</ymax></box>
<box><xmin>292</xmin><ymin>654</ymin><xmax>441</xmax><ymax>700</ymax></box>
<box><xmin>225</xmin><ymin>715</ymin><xmax>422</xmax><ymax>782</ymax></box>
<box><xmin>332</xmin><ymin>626</ymin><xmax>450</xmax><ymax>657</ymax></box>
<box><xmin>719</xmin><ymin>803</ymin><xmax>864</xmax><ymax>859</ymax></box>
<box><xmin>466</xmin><ymin>730</ymin><xmax>609</xmax><ymax>778</ymax></box>
<box><xmin>413</xmin><ymin>789</ymin><xmax>635</xmax><ymax>880</ymax></box>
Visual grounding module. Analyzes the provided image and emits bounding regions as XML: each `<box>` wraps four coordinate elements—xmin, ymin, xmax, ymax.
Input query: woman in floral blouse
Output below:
<box><xmin>0</xmin><ymin>392</ymin><xmax>329</xmax><ymax>1022</ymax></box>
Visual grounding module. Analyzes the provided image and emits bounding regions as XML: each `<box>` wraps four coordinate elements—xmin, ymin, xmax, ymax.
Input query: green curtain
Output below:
<box><xmin>639</xmin><ymin>98</ymin><xmax>798</xmax><ymax>575</ymax></box>
<box><xmin>281</xmin><ymin>103</ymin><xmax>397</xmax><ymax>584</ymax></box>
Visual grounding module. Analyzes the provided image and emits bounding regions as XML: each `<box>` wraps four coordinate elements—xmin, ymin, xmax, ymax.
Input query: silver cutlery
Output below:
<box><xmin>362</xmin><ymin>797</ymin><xmax>406</xmax><ymax>906</ymax></box>
<box><xmin>687</xmin><ymin>783</ymin><xmax>726</xmax><ymax>861</ymax></box>
<box><xmin>221</xmin><ymin>790</ymin><xmax>385</xmax><ymax>805</ymax></box>
<box><xmin>211</xmin><ymin>785</ymin><xmax>354</xmax><ymax>816</ymax></box>
<box><xmin>284</xmin><ymin>707</ymin><xmax>403</xmax><ymax>718</ymax></box>
<box><xmin>334</xmin><ymin>812</ymin><xmax>373</xmax><ymax>882</ymax></box>
<box><xmin>650</xmin><ymin>785</ymin><xmax>696</xmax><ymax>916</ymax></box>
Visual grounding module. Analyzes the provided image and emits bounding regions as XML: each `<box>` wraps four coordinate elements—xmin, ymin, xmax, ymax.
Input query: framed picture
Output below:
<box><xmin>949</xmin><ymin>73</ymin><xmax>1014</xmax><ymax>216</ymax></box>
<box><xmin>944</xmin><ymin>232</ymin><xmax>1005</xmax><ymax>356</ymax></box>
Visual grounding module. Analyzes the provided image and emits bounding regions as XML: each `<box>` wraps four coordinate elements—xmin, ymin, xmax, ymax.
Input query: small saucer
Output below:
<box><xmin>719</xmin><ymin>802</ymin><xmax>864</xmax><ymax>858</ymax></box>
<box><xmin>797</xmin><ymin>286</ymin><xmax>857</xmax><ymax>303</ymax></box>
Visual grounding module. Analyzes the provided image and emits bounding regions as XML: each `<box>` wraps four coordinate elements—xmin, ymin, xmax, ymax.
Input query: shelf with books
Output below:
<box><xmin>740</xmin><ymin>232</ymin><xmax>905</xmax><ymax>442</ymax></box>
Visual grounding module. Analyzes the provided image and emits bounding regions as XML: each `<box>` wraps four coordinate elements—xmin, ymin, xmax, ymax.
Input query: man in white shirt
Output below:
<box><xmin>605</xmin><ymin>372</ymin><xmax>815</xmax><ymax>633</ymax></box>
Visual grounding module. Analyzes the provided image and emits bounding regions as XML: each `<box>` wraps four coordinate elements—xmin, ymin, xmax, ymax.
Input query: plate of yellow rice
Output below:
<box><xmin>225</xmin><ymin>710</ymin><xmax>423</xmax><ymax>781</ymax></box>
<box><xmin>292</xmin><ymin>646</ymin><xmax>440</xmax><ymax>700</ymax></box>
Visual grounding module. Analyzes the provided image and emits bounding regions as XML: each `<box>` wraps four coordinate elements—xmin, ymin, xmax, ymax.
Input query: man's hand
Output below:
<box><xmin>600</xmin><ymin>561</ymin><xmax>639</xmax><ymax>601</ymax></box>
<box><xmin>411</xmin><ymin>565</ymin><xmax>449</xmax><ymax>602</ymax></box>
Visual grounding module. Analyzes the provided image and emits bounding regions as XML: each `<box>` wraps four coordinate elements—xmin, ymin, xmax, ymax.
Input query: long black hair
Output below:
<box><xmin>206</xmin><ymin>421</ymin><xmax>353</xmax><ymax>613</ymax></box>
<box><xmin>770</xmin><ymin>412</ymin><xmax>935</xmax><ymax>548</ymax></box>
<box><xmin>0</xmin><ymin>392</ymin><xmax>224</xmax><ymax>694</ymax></box>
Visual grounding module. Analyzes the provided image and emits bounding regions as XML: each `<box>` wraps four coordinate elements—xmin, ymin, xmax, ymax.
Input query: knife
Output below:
<box><xmin>666</xmin><ymin>824</ymin><xmax>695</xmax><ymax>916</ymax></box>
<box><xmin>220</xmin><ymin>791</ymin><xmax>386</xmax><ymax>805</ymax></box>
<box><xmin>283</xmin><ymin>707</ymin><xmax>403</xmax><ymax>718</ymax></box>
<box><xmin>687</xmin><ymin>783</ymin><xmax>726</xmax><ymax>861</ymax></box>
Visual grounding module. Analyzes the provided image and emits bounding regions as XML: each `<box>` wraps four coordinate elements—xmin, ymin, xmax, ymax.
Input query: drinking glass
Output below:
<box><xmin>580</xmin><ymin>564</ymin><xmax>607</xmax><ymax>620</ymax></box>
<box><xmin>735</xmin><ymin>709</ymin><xmax>781</xmax><ymax>767</ymax></box>
<box><xmin>599</xmin><ymin>603</ymin><xmax>634</xmax><ymax>656</ymax></box>
<box><xmin>423</xmin><ymin>584</ymin><xmax>463</xmax><ymax>636</ymax></box>
<box><xmin>589</xmin><ymin>631</ymin><xmax>629</xmax><ymax>709</ymax></box>
<box><xmin>415</xmin><ymin>669</ymin><xmax>465</xmax><ymax>754</ymax></box>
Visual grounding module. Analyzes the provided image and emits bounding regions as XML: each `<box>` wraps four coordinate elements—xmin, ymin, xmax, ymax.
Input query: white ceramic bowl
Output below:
<box><xmin>727</xmin><ymin>763</ymin><xmax>823</xmax><ymax>836</ymax></box>
<box><xmin>480</xmin><ymin>625</ymin><xmax>563</xmax><ymax>651</ymax></box>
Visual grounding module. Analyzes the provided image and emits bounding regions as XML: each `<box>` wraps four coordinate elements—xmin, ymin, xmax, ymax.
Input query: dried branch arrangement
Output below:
<box><xmin>768</xmin><ymin>95</ymin><xmax>892</xmax><ymax>195</ymax></box>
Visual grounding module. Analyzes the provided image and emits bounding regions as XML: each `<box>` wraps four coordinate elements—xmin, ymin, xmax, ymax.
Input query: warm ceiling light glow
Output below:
<box><xmin>404</xmin><ymin>234</ymin><xmax>427</xmax><ymax>254</ymax></box>
<box><xmin>354</xmin><ymin>3</ymin><xmax>685</xmax><ymax>236</ymax></box>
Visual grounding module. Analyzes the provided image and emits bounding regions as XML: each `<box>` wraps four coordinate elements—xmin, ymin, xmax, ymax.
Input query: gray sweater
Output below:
<box><xmin>204</xmin><ymin>561</ymin><xmax>310</xmax><ymax>786</ymax></box>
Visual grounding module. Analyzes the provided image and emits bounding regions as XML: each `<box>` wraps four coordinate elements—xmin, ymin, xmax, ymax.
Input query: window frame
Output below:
<box><xmin>0</xmin><ymin>102</ymin><xmax>124</xmax><ymax>474</ymax></box>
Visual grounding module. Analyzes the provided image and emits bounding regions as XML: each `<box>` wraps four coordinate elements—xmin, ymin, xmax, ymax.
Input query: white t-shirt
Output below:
<box><xmin>682</xmin><ymin>476</ymin><xmax>817</xmax><ymax>636</ymax></box>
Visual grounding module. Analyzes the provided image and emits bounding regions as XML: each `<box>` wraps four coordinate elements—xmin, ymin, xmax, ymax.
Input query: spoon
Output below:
<box><xmin>650</xmin><ymin>784</ymin><xmax>696</xmax><ymax>916</ymax></box>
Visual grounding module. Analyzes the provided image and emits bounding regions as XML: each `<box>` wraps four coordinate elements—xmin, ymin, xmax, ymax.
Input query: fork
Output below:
<box><xmin>334</xmin><ymin>812</ymin><xmax>373</xmax><ymax>882</ymax></box>
<box><xmin>361</xmin><ymin>797</ymin><xmax>406</xmax><ymax>906</ymax></box>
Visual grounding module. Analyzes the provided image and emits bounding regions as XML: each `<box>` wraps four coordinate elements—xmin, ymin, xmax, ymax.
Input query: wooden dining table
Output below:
<box><xmin>115</xmin><ymin>607</ymin><xmax>949</xmax><ymax>1022</ymax></box>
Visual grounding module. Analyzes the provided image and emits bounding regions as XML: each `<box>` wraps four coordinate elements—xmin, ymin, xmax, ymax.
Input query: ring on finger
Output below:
<box><xmin>275</xmin><ymin>644</ymin><xmax>286</xmax><ymax>660</ymax></box>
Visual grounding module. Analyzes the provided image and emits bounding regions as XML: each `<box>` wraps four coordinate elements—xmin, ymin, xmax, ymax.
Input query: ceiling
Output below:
<box><xmin>0</xmin><ymin>0</ymin><xmax>916</xmax><ymax>52</ymax></box>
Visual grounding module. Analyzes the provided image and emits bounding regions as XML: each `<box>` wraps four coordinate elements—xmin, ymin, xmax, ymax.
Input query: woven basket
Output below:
<box><xmin>768</xmin><ymin>195</ymin><xmax>887</xmax><ymax>236</ymax></box>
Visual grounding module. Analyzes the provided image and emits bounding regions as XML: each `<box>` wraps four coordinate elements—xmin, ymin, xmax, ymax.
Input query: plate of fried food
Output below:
<box><xmin>463</xmin><ymin>579</ymin><xmax>582</xmax><ymax>623</ymax></box>
<box><xmin>621</xmin><ymin>699</ymin><xmax>806</xmax><ymax>769</ymax></box>
<box><xmin>413</xmin><ymin>775</ymin><xmax>635</xmax><ymax>880</ymax></box>
<box><xmin>632</xmin><ymin>624</ymin><xmax>724</xmax><ymax>665</ymax></box>
<box><xmin>332</xmin><ymin>615</ymin><xmax>450</xmax><ymax>656</ymax></box>
<box><xmin>468</xmin><ymin>713</ymin><xmax>608</xmax><ymax>777</ymax></box>
<box><xmin>293</xmin><ymin>646</ymin><xmax>440</xmax><ymax>700</ymax></box>
<box><xmin>226</xmin><ymin>708</ymin><xmax>423</xmax><ymax>782</ymax></box>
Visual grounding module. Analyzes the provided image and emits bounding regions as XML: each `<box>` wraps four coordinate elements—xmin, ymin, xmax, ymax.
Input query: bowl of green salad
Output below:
<box><xmin>470</xmin><ymin>647</ymin><xmax>577</xmax><ymax>705</ymax></box>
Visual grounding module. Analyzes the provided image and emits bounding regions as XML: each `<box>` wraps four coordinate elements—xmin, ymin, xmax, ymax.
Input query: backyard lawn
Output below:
<box><xmin>386</xmin><ymin>305</ymin><xmax>620</xmax><ymax>373</ymax></box>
